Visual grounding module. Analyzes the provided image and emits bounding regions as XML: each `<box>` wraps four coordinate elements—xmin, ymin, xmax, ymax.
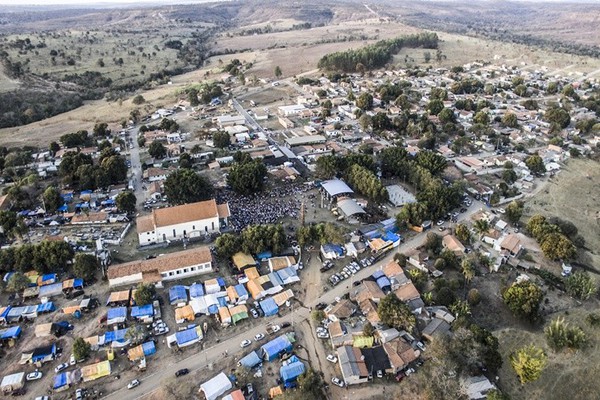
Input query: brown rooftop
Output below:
<box><xmin>137</xmin><ymin>199</ymin><xmax>228</xmax><ymax>233</ymax></box>
<box><xmin>107</xmin><ymin>246</ymin><xmax>212</xmax><ymax>280</ymax></box>
<box><xmin>394</xmin><ymin>282</ymin><xmax>420</xmax><ymax>302</ymax></box>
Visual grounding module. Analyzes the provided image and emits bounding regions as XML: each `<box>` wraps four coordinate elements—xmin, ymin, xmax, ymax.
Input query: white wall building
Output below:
<box><xmin>137</xmin><ymin>199</ymin><xmax>230</xmax><ymax>246</ymax></box>
<box><xmin>107</xmin><ymin>246</ymin><xmax>213</xmax><ymax>287</ymax></box>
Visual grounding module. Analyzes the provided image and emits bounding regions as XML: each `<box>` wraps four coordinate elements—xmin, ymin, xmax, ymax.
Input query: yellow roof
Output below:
<box><xmin>63</xmin><ymin>306</ymin><xmax>81</xmax><ymax>314</ymax></box>
<box><xmin>272</xmin><ymin>289</ymin><xmax>294</xmax><ymax>306</ymax></box>
<box><xmin>227</xmin><ymin>286</ymin><xmax>239</xmax><ymax>302</ymax></box>
<box><xmin>269</xmin><ymin>386</ymin><xmax>284</xmax><ymax>399</ymax></box>
<box><xmin>245</xmin><ymin>267</ymin><xmax>260</xmax><ymax>280</ymax></box>
<box><xmin>127</xmin><ymin>344</ymin><xmax>145</xmax><ymax>361</ymax></box>
<box><xmin>232</xmin><ymin>252</ymin><xmax>255</xmax><ymax>270</ymax></box>
<box><xmin>175</xmin><ymin>305</ymin><xmax>195</xmax><ymax>322</ymax></box>
<box><xmin>218</xmin><ymin>306</ymin><xmax>231</xmax><ymax>323</ymax></box>
<box><xmin>81</xmin><ymin>360</ymin><xmax>111</xmax><ymax>382</ymax></box>
<box><xmin>107</xmin><ymin>290</ymin><xmax>130</xmax><ymax>303</ymax></box>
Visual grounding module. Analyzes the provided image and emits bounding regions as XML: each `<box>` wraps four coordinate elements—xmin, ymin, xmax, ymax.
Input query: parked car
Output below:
<box><xmin>10</xmin><ymin>388</ymin><xmax>26</xmax><ymax>396</ymax></box>
<box><xmin>271</xmin><ymin>325</ymin><xmax>281</xmax><ymax>333</ymax></box>
<box><xmin>254</xmin><ymin>333</ymin><xmax>265</xmax><ymax>341</ymax></box>
<box><xmin>175</xmin><ymin>368</ymin><xmax>189</xmax><ymax>377</ymax></box>
<box><xmin>34</xmin><ymin>397</ymin><xmax>50</xmax><ymax>400</ymax></box>
<box><xmin>317</xmin><ymin>331</ymin><xmax>330</xmax><ymax>339</ymax></box>
<box><xmin>326</xmin><ymin>354</ymin><xmax>337</xmax><ymax>363</ymax></box>
<box><xmin>127</xmin><ymin>379</ymin><xmax>140</xmax><ymax>389</ymax></box>
<box><xmin>280</xmin><ymin>322</ymin><xmax>291</xmax><ymax>329</ymax></box>
<box><xmin>436</xmin><ymin>220</ymin><xmax>444</xmax><ymax>226</ymax></box>
<box><xmin>377</xmin><ymin>370</ymin><xmax>383</xmax><ymax>378</ymax></box>
<box><xmin>315</xmin><ymin>302</ymin><xmax>327</xmax><ymax>310</ymax></box>
<box><xmin>250</xmin><ymin>308</ymin><xmax>259</xmax><ymax>319</ymax></box>
<box><xmin>26</xmin><ymin>370</ymin><xmax>42</xmax><ymax>381</ymax></box>
<box><xmin>245</xmin><ymin>383</ymin><xmax>254</xmax><ymax>395</ymax></box>
<box><xmin>75</xmin><ymin>388</ymin><xmax>84</xmax><ymax>400</ymax></box>
<box><xmin>331</xmin><ymin>377</ymin><xmax>345</xmax><ymax>387</ymax></box>
<box><xmin>240</xmin><ymin>339</ymin><xmax>252</xmax><ymax>348</ymax></box>
<box><xmin>54</xmin><ymin>363</ymin><xmax>69</xmax><ymax>373</ymax></box>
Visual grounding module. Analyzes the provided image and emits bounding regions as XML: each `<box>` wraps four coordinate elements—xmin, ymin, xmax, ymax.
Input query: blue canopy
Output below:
<box><xmin>234</xmin><ymin>284</ymin><xmax>248</xmax><ymax>298</ymax></box>
<box><xmin>382</xmin><ymin>231</ymin><xmax>400</xmax><ymax>243</ymax></box>
<box><xmin>38</xmin><ymin>282</ymin><xmax>63</xmax><ymax>297</ymax></box>
<box><xmin>130</xmin><ymin>304</ymin><xmax>153</xmax><ymax>318</ymax></box>
<box><xmin>217</xmin><ymin>296</ymin><xmax>227</xmax><ymax>307</ymax></box>
<box><xmin>39</xmin><ymin>273</ymin><xmax>57</xmax><ymax>285</ymax></box>
<box><xmin>37</xmin><ymin>302</ymin><xmax>56</xmax><ymax>313</ymax></box>
<box><xmin>80</xmin><ymin>190</ymin><xmax>93</xmax><ymax>195</ymax></box>
<box><xmin>101</xmin><ymin>199</ymin><xmax>116</xmax><ymax>206</ymax></box>
<box><xmin>189</xmin><ymin>283</ymin><xmax>205</xmax><ymax>298</ymax></box>
<box><xmin>208</xmin><ymin>304</ymin><xmax>219</xmax><ymax>314</ymax></box>
<box><xmin>107</xmin><ymin>307</ymin><xmax>127</xmax><ymax>323</ymax></box>
<box><xmin>256</xmin><ymin>251</ymin><xmax>272</xmax><ymax>260</ymax></box>
<box><xmin>0</xmin><ymin>306</ymin><xmax>10</xmax><ymax>319</ymax></box>
<box><xmin>260</xmin><ymin>297</ymin><xmax>279</xmax><ymax>317</ymax></box>
<box><xmin>261</xmin><ymin>335</ymin><xmax>293</xmax><ymax>361</ymax></box>
<box><xmin>61</xmin><ymin>192</ymin><xmax>74</xmax><ymax>201</ymax></box>
<box><xmin>376</xmin><ymin>276</ymin><xmax>391</xmax><ymax>289</ymax></box>
<box><xmin>72</xmin><ymin>278</ymin><xmax>84</xmax><ymax>289</ymax></box>
<box><xmin>142</xmin><ymin>341</ymin><xmax>156</xmax><ymax>356</ymax></box>
<box><xmin>0</xmin><ymin>326</ymin><xmax>22</xmax><ymax>339</ymax></box>
<box><xmin>239</xmin><ymin>351</ymin><xmax>262</xmax><ymax>368</ymax></box>
<box><xmin>53</xmin><ymin>372</ymin><xmax>68</xmax><ymax>389</ymax></box>
<box><xmin>175</xmin><ymin>327</ymin><xmax>199</xmax><ymax>345</ymax></box>
<box><xmin>58</xmin><ymin>204</ymin><xmax>68</xmax><ymax>212</ymax></box>
<box><xmin>371</xmin><ymin>270</ymin><xmax>385</xmax><ymax>280</ymax></box>
<box><xmin>280</xmin><ymin>361</ymin><xmax>305</xmax><ymax>383</ymax></box>
<box><xmin>104</xmin><ymin>328</ymin><xmax>128</xmax><ymax>343</ymax></box>
<box><xmin>216</xmin><ymin>277</ymin><xmax>226</xmax><ymax>287</ymax></box>
<box><xmin>268</xmin><ymin>272</ymin><xmax>284</xmax><ymax>287</ymax></box>
<box><xmin>322</xmin><ymin>244</ymin><xmax>344</xmax><ymax>256</ymax></box>
<box><xmin>169</xmin><ymin>286</ymin><xmax>188</xmax><ymax>304</ymax></box>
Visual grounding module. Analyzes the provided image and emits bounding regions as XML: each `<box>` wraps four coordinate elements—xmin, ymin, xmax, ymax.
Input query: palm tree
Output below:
<box><xmin>474</xmin><ymin>219</ymin><xmax>490</xmax><ymax>237</ymax></box>
<box><xmin>461</xmin><ymin>259</ymin><xmax>475</xmax><ymax>285</ymax></box>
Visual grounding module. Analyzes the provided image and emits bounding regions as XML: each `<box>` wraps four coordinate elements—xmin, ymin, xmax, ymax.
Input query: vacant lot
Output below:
<box><xmin>525</xmin><ymin>158</ymin><xmax>600</xmax><ymax>275</ymax></box>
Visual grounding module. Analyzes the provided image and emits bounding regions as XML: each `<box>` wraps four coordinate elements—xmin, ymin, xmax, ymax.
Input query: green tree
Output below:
<box><xmin>427</xmin><ymin>99</ymin><xmax>444</xmax><ymax>115</ymax></box>
<box><xmin>540</xmin><ymin>232</ymin><xmax>576</xmax><ymax>261</ymax></box>
<box><xmin>164</xmin><ymin>169</ymin><xmax>214</xmax><ymax>205</ymax></box>
<box><xmin>116</xmin><ymin>191</ymin><xmax>136</xmax><ymax>213</ymax></box>
<box><xmin>525</xmin><ymin>154</ymin><xmax>546</xmax><ymax>175</ymax></box>
<box><xmin>148</xmin><ymin>141</ymin><xmax>167</xmax><ymax>159</ymax></box>
<box><xmin>72</xmin><ymin>337</ymin><xmax>91</xmax><ymax>361</ymax></box>
<box><xmin>133</xmin><ymin>283</ymin><xmax>155</xmax><ymax>306</ymax></box>
<box><xmin>93</xmin><ymin>122</ymin><xmax>109</xmax><ymax>137</ymax></box>
<box><xmin>227</xmin><ymin>160</ymin><xmax>267</xmax><ymax>195</ymax></box>
<box><xmin>187</xmin><ymin>88</ymin><xmax>199</xmax><ymax>107</ymax></box>
<box><xmin>362</xmin><ymin>322</ymin><xmax>375</xmax><ymax>337</ymax></box>
<box><xmin>212</xmin><ymin>131</ymin><xmax>231</xmax><ymax>149</ymax></box>
<box><xmin>0</xmin><ymin>210</ymin><xmax>26</xmax><ymax>240</ymax></box>
<box><xmin>6</xmin><ymin>271</ymin><xmax>30</xmax><ymax>292</ymax></box>
<box><xmin>467</xmin><ymin>288</ymin><xmax>481</xmax><ymax>306</ymax></box>
<box><xmin>125</xmin><ymin>324</ymin><xmax>147</xmax><ymax>345</ymax></box>
<box><xmin>274</xmin><ymin>65</ymin><xmax>282</xmax><ymax>78</ymax></box>
<box><xmin>461</xmin><ymin>259</ymin><xmax>475</xmax><ymax>285</ymax></box>
<box><xmin>544</xmin><ymin>317</ymin><xmax>587</xmax><ymax>351</ymax></box>
<box><xmin>510</xmin><ymin>345</ymin><xmax>547</xmax><ymax>384</ymax></box>
<box><xmin>132</xmin><ymin>95</ymin><xmax>145</xmax><ymax>105</ymax></box>
<box><xmin>505</xmin><ymin>200</ymin><xmax>524</xmax><ymax>224</ymax></box>
<box><xmin>294</xmin><ymin>368</ymin><xmax>324</xmax><ymax>400</ymax></box>
<box><xmin>565</xmin><ymin>271</ymin><xmax>597</xmax><ymax>300</ymax></box>
<box><xmin>473</xmin><ymin>219</ymin><xmax>490</xmax><ymax>236</ymax></box>
<box><xmin>415</xmin><ymin>150</ymin><xmax>448</xmax><ymax>175</ymax></box>
<box><xmin>473</xmin><ymin>111</ymin><xmax>490</xmax><ymax>125</ymax></box>
<box><xmin>358</xmin><ymin>113</ymin><xmax>372</xmax><ymax>131</ymax></box>
<box><xmin>514</xmin><ymin>84</ymin><xmax>528</xmax><ymax>97</ymax></box>
<box><xmin>311</xmin><ymin>309</ymin><xmax>326</xmax><ymax>321</ymax></box>
<box><xmin>438</xmin><ymin>107</ymin><xmax>455</xmax><ymax>123</ymax></box>
<box><xmin>137</xmin><ymin>136</ymin><xmax>146</xmax><ymax>147</ymax></box>
<box><xmin>502</xmin><ymin>280</ymin><xmax>543</xmax><ymax>319</ymax></box>
<box><xmin>546</xmin><ymin>81</ymin><xmax>558</xmax><ymax>94</ymax></box>
<box><xmin>356</xmin><ymin>92</ymin><xmax>373</xmax><ymax>110</ymax></box>
<box><xmin>43</xmin><ymin>186</ymin><xmax>62</xmax><ymax>213</ymax></box>
<box><xmin>215</xmin><ymin>233</ymin><xmax>241</xmax><ymax>260</ymax></box>
<box><xmin>178</xmin><ymin>152</ymin><xmax>192</xmax><ymax>169</ymax></box>
<box><xmin>72</xmin><ymin>253</ymin><xmax>99</xmax><ymax>281</ymax></box>
<box><xmin>544</xmin><ymin>107</ymin><xmax>571</xmax><ymax>130</ymax></box>
<box><xmin>502</xmin><ymin>168</ymin><xmax>518</xmax><ymax>184</ymax></box>
<box><xmin>101</xmin><ymin>155</ymin><xmax>128</xmax><ymax>184</ymax></box>
<box><xmin>377</xmin><ymin>293</ymin><xmax>416</xmax><ymax>331</ymax></box>
<box><xmin>502</xmin><ymin>112</ymin><xmax>519</xmax><ymax>128</ymax></box>
<box><xmin>455</xmin><ymin>224</ymin><xmax>471</xmax><ymax>244</ymax></box>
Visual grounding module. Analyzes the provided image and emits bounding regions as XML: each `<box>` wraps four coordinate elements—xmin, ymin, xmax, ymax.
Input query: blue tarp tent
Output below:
<box><xmin>175</xmin><ymin>327</ymin><xmax>199</xmax><ymax>347</ymax></box>
<box><xmin>39</xmin><ymin>273</ymin><xmax>58</xmax><ymax>286</ymax></box>
<box><xmin>256</xmin><ymin>251</ymin><xmax>272</xmax><ymax>260</ymax></box>
<box><xmin>268</xmin><ymin>272</ymin><xmax>284</xmax><ymax>287</ymax></box>
<box><xmin>217</xmin><ymin>296</ymin><xmax>227</xmax><ymax>307</ymax></box>
<box><xmin>104</xmin><ymin>328</ymin><xmax>128</xmax><ymax>343</ymax></box>
<box><xmin>261</xmin><ymin>335</ymin><xmax>293</xmax><ymax>361</ymax></box>
<box><xmin>38</xmin><ymin>282</ymin><xmax>63</xmax><ymax>298</ymax></box>
<box><xmin>7</xmin><ymin>306</ymin><xmax>26</xmax><ymax>321</ymax></box>
<box><xmin>239</xmin><ymin>351</ymin><xmax>262</xmax><ymax>368</ymax></box>
<box><xmin>53</xmin><ymin>372</ymin><xmax>69</xmax><ymax>390</ymax></box>
<box><xmin>142</xmin><ymin>341</ymin><xmax>156</xmax><ymax>356</ymax></box>
<box><xmin>376</xmin><ymin>276</ymin><xmax>391</xmax><ymax>290</ymax></box>
<box><xmin>189</xmin><ymin>283</ymin><xmax>205</xmax><ymax>299</ymax></box>
<box><xmin>107</xmin><ymin>307</ymin><xmax>127</xmax><ymax>324</ymax></box>
<box><xmin>169</xmin><ymin>286</ymin><xmax>188</xmax><ymax>304</ymax></box>
<box><xmin>216</xmin><ymin>277</ymin><xmax>226</xmax><ymax>288</ymax></box>
<box><xmin>382</xmin><ymin>231</ymin><xmax>400</xmax><ymax>243</ymax></box>
<box><xmin>234</xmin><ymin>284</ymin><xmax>248</xmax><ymax>298</ymax></box>
<box><xmin>371</xmin><ymin>271</ymin><xmax>385</xmax><ymax>280</ymax></box>
<box><xmin>36</xmin><ymin>302</ymin><xmax>56</xmax><ymax>313</ymax></box>
<box><xmin>0</xmin><ymin>326</ymin><xmax>22</xmax><ymax>340</ymax></box>
<box><xmin>61</xmin><ymin>192</ymin><xmax>73</xmax><ymax>202</ymax></box>
<box><xmin>280</xmin><ymin>361</ymin><xmax>305</xmax><ymax>383</ymax></box>
<box><xmin>72</xmin><ymin>278</ymin><xmax>84</xmax><ymax>289</ymax></box>
<box><xmin>259</xmin><ymin>297</ymin><xmax>279</xmax><ymax>317</ymax></box>
<box><xmin>32</xmin><ymin>344</ymin><xmax>57</xmax><ymax>362</ymax></box>
<box><xmin>208</xmin><ymin>304</ymin><xmax>219</xmax><ymax>314</ymax></box>
<box><xmin>58</xmin><ymin>204</ymin><xmax>68</xmax><ymax>212</ymax></box>
<box><xmin>322</xmin><ymin>244</ymin><xmax>344</xmax><ymax>257</ymax></box>
<box><xmin>130</xmin><ymin>304</ymin><xmax>153</xmax><ymax>319</ymax></box>
<box><xmin>0</xmin><ymin>306</ymin><xmax>10</xmax><ymax>322</ymax></box>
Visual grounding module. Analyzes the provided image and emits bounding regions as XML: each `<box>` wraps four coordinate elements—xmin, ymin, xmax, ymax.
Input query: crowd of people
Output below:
<box><xmin>216</xmin><ymin>183</ymin><xmax>313</xmax><ymax>232</ymax></box>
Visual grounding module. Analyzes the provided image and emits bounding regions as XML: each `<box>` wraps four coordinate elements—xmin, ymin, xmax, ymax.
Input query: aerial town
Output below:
<box><xmin>0</xmin><ymin>2</ymin><xmax>599</xmax><ymax>400</ymax></box>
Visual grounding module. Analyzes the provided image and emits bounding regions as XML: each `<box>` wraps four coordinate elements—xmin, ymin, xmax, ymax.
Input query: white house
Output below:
<box><xmin>137</xmin><ymin>199</ymin><xmax>230</xmax><ymax>246</ymax></box>
<box><xmin>278</xmin><ymin>104</ymin><xmax>307</xmax><ymax>116</ymax></box>
<box><xmin>107</xmin><ymin>246</ymin><xmax>213</xmax><ymax>287</ymax></box>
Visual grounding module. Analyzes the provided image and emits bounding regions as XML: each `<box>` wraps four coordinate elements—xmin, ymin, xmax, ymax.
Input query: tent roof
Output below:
<box><xmin>280</xmin><ymin>361</ymin><xmax>305</xmax><ymax>382</ymax></box>
<box><xmin>337</xmin><ymin>198</ymin><xmax>365</xmax><ymax>216</ymax></box>
<box><xmin>232</xmin><ymin>252</ymin><xmax>256</xmax><ymax>269</ymax></box>
<box><xmin>130</xmin><ymin>304</ymin><xmax>154</xmax><ymax>318</ymax></box>
<box><xmin>189</xmin><ymin>283</ymin><xmax>205</xmax><ymax>298</ymax></box>
<box><xmin>239</xmin><ymin>351</ymin><xmax>261</xmax><ymax>368</ymax></box>
<box><xmin>107</xmin><ymin>307</ymin><xmax>127</xmax><ymax>321</ymax></box>
<box><xmin>1</xmin><ymin>372</ymin><xmax>24</xmax><ymax>390</ymax></box>
<box><xmin>169</xmin><ymin>285</ymin><xmax>188</xmax><ymax>304</ymax></box>
<box><xmin>321</xmin><ymin>179</ymin><xmax>354</xmax><ymax>197</ymax></box>
<box><xmin>107</xmin><ymin>290</ymin><xmax>130</xmax><ymax>304</ymax></box>
<box><xmin>175</xmin><ymin>305</ymin><xmax>195</xmax><ymax>322</ymax></box>
<box><xmin>0</xmin><ymin>326</ymin><xmax>22</xmax><ymax>339</ymax></box>
<box><xmin>175</xmin><ymin>327</ymin><xmax>200</xmax><ymax>345</ymax></box>
<box><xmin>200</xmin><ymin>372</ymin><xmax>232</xmax><ymax>400</ymax></box>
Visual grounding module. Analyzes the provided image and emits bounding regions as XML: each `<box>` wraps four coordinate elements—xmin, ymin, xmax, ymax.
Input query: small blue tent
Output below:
<box><xmin>239</xmin><ymin>351</ymin><xmax>262</xmax><ymax>368</ymax></box>
<box><xmin>261</xmin><ymin>334</ymin><xmax>293</xmax><ymax>361</ymax></box>
<box><xmin>130</xmin><ymin>304</ymin><xmax>154</xmax><ymax>319</ymax></box>
<box><xmin>280</xmin><ymin>361</ymin><xmax>305</xmax><ymax>383</ymax></box>
<box><xmin>169</xmin><ymin>286</ymin><xmax>188</xmax><ymax>304</ymax></box>
<box><xmin>259</xmin><ymin>297</ymin><xmax>279</xmax><ymax>317</ymax></box>
<box><xmin>189</xmin><ymin>283</ymin><xmax>205</xmax><ymax>299</ymax></box>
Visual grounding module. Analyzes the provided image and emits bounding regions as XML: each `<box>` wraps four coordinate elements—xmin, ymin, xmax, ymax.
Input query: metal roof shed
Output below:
<box><xmin>321</xmin><ymin>179</ymin><xmax>354</xmax><ymax>197</ymax></box>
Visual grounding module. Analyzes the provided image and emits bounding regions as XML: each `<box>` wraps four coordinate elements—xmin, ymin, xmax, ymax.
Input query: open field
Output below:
<box><xmin>525</xmin><ymin>158</ymin><xmax>600</xmax><ymax>275</ymax></box>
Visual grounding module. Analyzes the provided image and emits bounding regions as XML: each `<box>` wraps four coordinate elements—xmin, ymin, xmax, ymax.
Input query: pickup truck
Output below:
<box><xmin>266</xmin><ymin>324</ymin><xmax>281</xmax><ymax>335</ymax></box>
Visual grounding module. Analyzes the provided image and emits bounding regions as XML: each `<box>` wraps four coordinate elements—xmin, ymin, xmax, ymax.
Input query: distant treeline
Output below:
<box><xmin>317</xmin><ymin>33</ymin><xmax>439</xmax><ymax>72</ymax></box>
<box><xmin>0</xmin><ymin>90</ymin><xmax>83</xmax><ymax>129</ymax></box>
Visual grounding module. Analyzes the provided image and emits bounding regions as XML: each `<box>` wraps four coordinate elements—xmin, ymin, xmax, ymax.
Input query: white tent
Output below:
<box><xmin>1</xmin><ymin>372</ymin><xmax>25</xmax><ymax>392</ymax></box>
<box><xmin>199</xmin><ymin>372</ymin><xmax>232</xmax><ymax>400</ymax></box>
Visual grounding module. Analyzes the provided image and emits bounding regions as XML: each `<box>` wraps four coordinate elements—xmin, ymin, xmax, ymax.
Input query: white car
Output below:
<box><xmin>331</xmin><ymin>377</ymin><xmax>345</xmax><ymax>387</ymax></box>
<box><xmin>317</xmin><ymin>332</ymin><xmax>330</xmax><ymax>339</ymax></box>
<box><xmin>271</xmin><ymin>325</ymin><xmax>281</xmax><ymax>333</ymax></box>
<box><xmin>240</xmin><ymin>339</ymin><xmax>252</xmax><ymax>348</ymax></box>
<box><xmin>26</xmin><ymin>370</ymin><xmax>43</xmax><ymax>381</ymax></box>
<box><xmin>326</xmin><ymin>354</ymin><xmax>337</xmax><ymax>363</ymax></box>
<box><xmin>497</xmin><ymin>208</ymin><xmax>506</xmax><ymax>214</ymax></box>
<box><xmin>254</xmin><ymin>333</ymin><xmax>265</xmax><ymax>341</ymax></box>
<box><xmin>54</xmin><ymin>363</ymin><xmax>69</xmax><ymax>373</ymax></box>
<box><xmin>127</xmin><ymin>379</ymin><xmax>140</xmax><ymax>389</ymax></box>
<box><xmin>436</xmin><ymin>220</ymin><xmax>444</xmax><ymax>226</ymax></box>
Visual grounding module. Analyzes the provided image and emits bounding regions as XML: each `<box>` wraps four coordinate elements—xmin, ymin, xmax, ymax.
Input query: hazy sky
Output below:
<box><xmin>0</xmin><ymin>0</ymin><xmax>220</xmax><ymax>5</ymax></box>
